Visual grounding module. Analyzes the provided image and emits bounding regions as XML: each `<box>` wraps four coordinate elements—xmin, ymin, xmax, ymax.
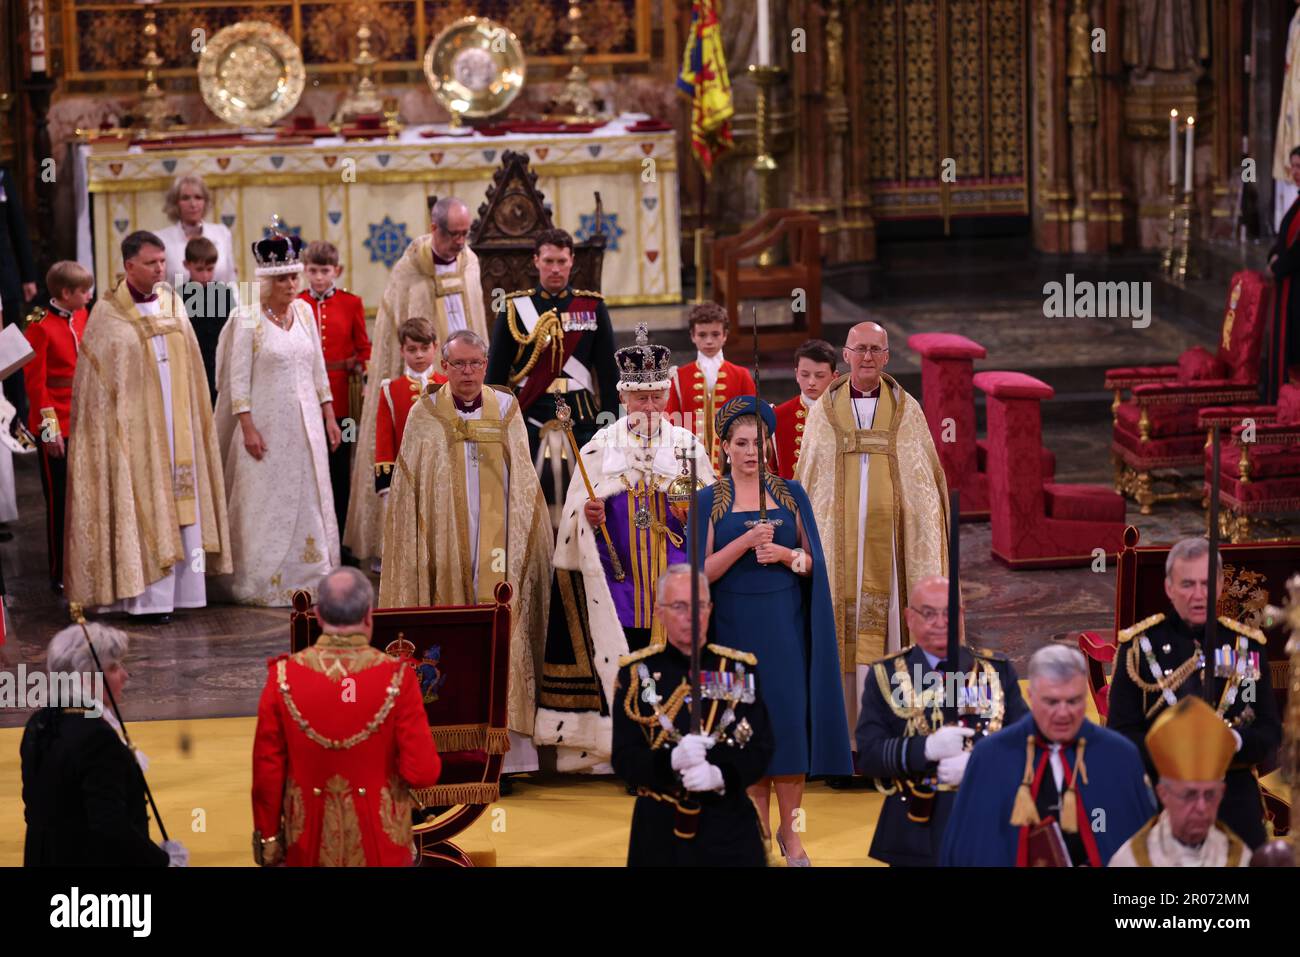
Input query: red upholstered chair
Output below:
<box><xmin>908</xmin><ymin>332</ymin><xmax>1055</xmax><ymax>520</ymax></box>
<box><xmin>1112</xmin><ymin>527</ymin><xmax>1293</xmax><ymax>837</ymax></box>
<box><xmin>976</xmin><ymin>370</ymin><xmax>1127</xmax><ymax>568</ymax></box>
<box><xmin>1106</xmin><ymin>270</ymin><xmax>1272</xmax><ymax>514</ymax></box>
<box><xmin>1198</xmin><ymin>383</ymin><xmax>1300</xmax><ymax>542</ymax></box>
<box><xmin>1077</xmin><ymin>630</ymin><xmax>1116</xmax><ymax>720</ymax></box>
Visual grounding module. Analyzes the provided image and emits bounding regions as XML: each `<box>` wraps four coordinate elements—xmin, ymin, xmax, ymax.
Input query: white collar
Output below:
<box><xmin>697</xmin><ymin>351</ymin><xmax>723</xmax><ymax>371</ymax></box>
<box><xmin>602</xmin><ymin>418</ymin><xmax>696</xmax><ymax>478</ymax></box>
<box><xmin>405</xmin><ymin>365</ymin><xmax>432</xmax><ymax>383</ymax></box>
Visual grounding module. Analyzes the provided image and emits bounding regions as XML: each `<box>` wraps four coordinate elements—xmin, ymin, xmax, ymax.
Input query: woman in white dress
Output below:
<box><xmin>156</xmin><ymin>174</ymin><xmax>238</xmax><ymax>288</ymax></box>
<box><xmin>212</xmin><ymin>228</ymin><xmax>341</xmax><ymax>605</ymax></box>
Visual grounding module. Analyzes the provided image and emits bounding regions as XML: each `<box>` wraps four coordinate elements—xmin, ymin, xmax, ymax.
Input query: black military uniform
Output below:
<box><xmin>855</xmin><ymin>644</ymin><xmax>1028</xmax><ymax>866</ymax></box>
<box><xmin>20</xmin><ymin>706</ymin><xmax>169</xmax><ymax>866</ymax></box>
<box><xmin>612</xmin><ymin>642</ymin><xmax>774</xmax><ymax>866</ymax></box>
<box><xmin>1107</xmin><ymin>612</ymin><xmax>1281</xmax><ymax>848</ymax></box>
<box><xmin>485</xmin><ymin>285</ymin><xmax>619</xmax><ymax>457</ymax></box>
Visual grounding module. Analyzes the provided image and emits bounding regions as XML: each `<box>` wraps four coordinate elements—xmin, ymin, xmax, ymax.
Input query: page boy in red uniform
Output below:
<box><xmin>774</xmin><ymin>339</ymin><xmax>837</xmax><ymax>480</ymax></box>
<box><xmin>664</xmin><ymin>302</ymin><xmax>756</xmax><ymax>471</ymax></box>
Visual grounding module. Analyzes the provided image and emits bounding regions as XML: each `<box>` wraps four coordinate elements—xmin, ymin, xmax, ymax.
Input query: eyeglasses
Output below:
<box><xmin>915</xmin><ymin>606</ymin><xmax>949</xmax><ymax>622</ymax></box>
<box><xmin>445</xmin><ymin>359</ymin><xmax>487</xmax><ymax>372</ymax></box>
<box><xmin>660</xmin><ymin>601</ymin><xmax>712</xmax><ymax>615</ymax></box>
<box><xmin>437</xmin><ymin>227</ymin><xmax>470</xmax><ymax>241</ymax></box>
<box><xmin>845</xmin><ymin>345</ymin><xmax>889</xmax><ymax>358</ymax></box>
<box><xmin>1165</xmin><ymin>785</ymin><xmax>1224</xmax><ymax>806</ymax></box>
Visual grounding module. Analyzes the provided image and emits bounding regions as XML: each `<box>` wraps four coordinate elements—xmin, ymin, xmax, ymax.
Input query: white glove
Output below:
<box><xmin>681</xmin><ymin>761</ymin><xmax>725</xmax><ymax>794</ymax></box>
<box><xmin>924</xmin><ymin>725</ymin><xmax>975</xmax><ymax>762</ymax></box>
<box><xmin>162</xmin><ymin>839</ymin><xmax>189</xmax><ymax>867</ymax></box>
<box><xmin>937</xmin><ymin>751</ymin><xmax>970</xmax><ymax>786</ymax></box>
<box><xmin>1231</xmin><ymin>729</ymin><xmax>1242</xmax><ymax>753</ymax></box>
<box><xmin>670</xmin><ymin>733</ymin><xmax>715</xmax><ymax>771</ymax></box>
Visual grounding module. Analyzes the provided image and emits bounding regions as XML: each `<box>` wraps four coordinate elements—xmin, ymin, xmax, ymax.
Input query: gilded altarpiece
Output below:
<box><xmin>862</xmin><ymin>0</ymin><xmax>1029</xmax><ymax>225</ymax></box>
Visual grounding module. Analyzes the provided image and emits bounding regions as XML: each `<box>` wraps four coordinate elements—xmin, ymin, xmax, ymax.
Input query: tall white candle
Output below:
<box><xmin>1184</xmin><ymin>116</ymin><xmax>1195</xmax><ymax>192</ymax></box>
<box><xmin>1168</xmin><ymin>109</ymin><xmax>1178</xmax><ymax>187</ymax></box>
<box><xmin>757</xmin><ymin>0</ymin><xmax>772</xmax><ymax>66</ymax></box>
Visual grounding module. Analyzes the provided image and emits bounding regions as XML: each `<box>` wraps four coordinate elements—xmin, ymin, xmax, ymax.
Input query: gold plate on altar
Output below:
<box><xmin>423</xmin><ymin>17</ymin><xmax>526</xmax><ymax>122</ymax></box>
<box><xmin>198</xmin><ymin>21</ymin><xmax>306</xmax><ymax>128</ymax></box>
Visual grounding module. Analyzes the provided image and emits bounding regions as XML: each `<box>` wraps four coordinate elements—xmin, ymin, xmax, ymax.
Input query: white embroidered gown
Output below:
<box><xmin>212</xmin><ymin>298</ymin><xmax>339</xmax><ymax>605</ymax></box>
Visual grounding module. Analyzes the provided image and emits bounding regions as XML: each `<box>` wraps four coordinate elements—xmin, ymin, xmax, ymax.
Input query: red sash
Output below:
<box><xmin>514</xmin><ymin>295</ymin><xmax>600</xmax><ymax>412</ymax></box>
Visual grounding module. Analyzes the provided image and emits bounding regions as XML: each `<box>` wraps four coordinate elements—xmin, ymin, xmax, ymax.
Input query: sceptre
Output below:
<box><xmin>555</xmin><ymin>395</ymin><xmax>625</xmax><ymax>582</ymax></box>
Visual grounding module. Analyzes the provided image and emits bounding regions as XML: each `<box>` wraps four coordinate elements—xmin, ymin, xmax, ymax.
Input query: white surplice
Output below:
<box><xmin>212</xmin><ymin>298</ymin><xmax>339</xmax><ymax>606</ymax></box>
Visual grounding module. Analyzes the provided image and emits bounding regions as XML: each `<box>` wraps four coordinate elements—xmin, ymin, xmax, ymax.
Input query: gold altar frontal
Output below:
<box><xmin>81</xmin><ymin>118</ymin><xmax>681</xmax><ymax>308</ymax></box>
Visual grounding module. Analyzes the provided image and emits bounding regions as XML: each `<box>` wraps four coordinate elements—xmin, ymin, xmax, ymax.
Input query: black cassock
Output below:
<box><xmin>612</xmin><ymin>643</ymin><xmax>773</xmax><ymax>866</ymax></box>
<box><xmin>1266</xmin><ymin>195</ymin><xmax>1300</xmax><ymax>399</ymax></box>
<box><xmin>854</xmin><ymin>644</ymin><xmax>1027</xmax><ymax>866</ymax></box>
<box><xmin>21</xmin><ymin>706</ymin><xmax>169</xmax><ymax>866</ymax></box>
<box><xmin>1107</xmin><ymin>613</ymin><xmax>1281</xmax><ymax>849</ymax></box>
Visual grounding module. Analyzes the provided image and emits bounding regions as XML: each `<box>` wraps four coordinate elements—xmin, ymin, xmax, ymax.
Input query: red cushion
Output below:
<box><xmin>1220</xmin><ymin>473</ymin><xmax>1300</xmax><ymax>503</ymax></box>
<box><xmin>1105</xmin><ymin>364</ymin><xmax>1178</xmax><ymax>383</ymax></box>
<box><xmin>907</xmin><ymin>332</ymin><xmax>987</xmax><ymax>360</ymax></box>
<box><xmin>1115</xmin><ymin>400</ymin><xmax>1201</xmax><ymax>438</ymax></box>
<box><xmin>1177</xmin><ymin>345</ymin><xmax>1226</xmax><ymax>383</ymax></box>
<box><xmin>1222</xmin><ymin>444</ymin><xmax>1300</xmax><ymax>480</ymax></box>
<box><xmin>974</xmin><ymin>371</ymin><xmax>1054</xmax><ymax>400</ymax></box>
<box><xmin>1112</xmin><ymin>427</ymin><xmax>1206</xmax><ymax>464</ymax></box>
<box><xmin>1216</xmin><ymin>271</ymin><xmax>1270</xmax><ymax>384</ymax></box>
<box><xmin>1043</xmin><ymin>483</ymin><xmax>1127</xmax><ymax>522</ymax></box>
<box><xmin>1278</xmin><ymin>384</ymin><xmax>1300</xmax><ymax>425</ymax></box>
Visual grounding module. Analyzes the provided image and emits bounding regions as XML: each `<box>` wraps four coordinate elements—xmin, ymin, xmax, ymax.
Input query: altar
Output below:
<box><xmin>76</xmin><ymin>114</ymin><xmax>682</xmax><ymax>309</ymax></box>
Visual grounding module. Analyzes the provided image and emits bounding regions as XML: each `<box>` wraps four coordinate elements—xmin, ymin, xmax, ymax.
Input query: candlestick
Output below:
<box><xmin>1174</xmin><ymin>189</ymin><xmax>1196</xmax><ymax>283</ymax></box>
<box><xmin>553</xmin><ymin>1</ymin><xmax>602</xmax><ymax>120</ymax></box>
<box><xmin>1184</xmin><ymin>115</ymin><xmax>1195</xmax><ymax>193</ymax></box>
<box><xmin>1168</xmin><ymin>109</ymin><xmax>1178</xmax><ymax>187</ymax></box>
<box><xmin>135</xmin><ymin>0</ymin><xmax>169</xmax><ymax>134</ymax></box>
<box><xmin>334</xmin><ymin>7</ymin><xmax>387</xmax><ymax>125</ymax></box>
<box><xmin>747</xmin><ymin>64</ymin><xmax>782</xmax><ymax>267</ymax></box>
<box><xmin>1161</xmin><ymin>182</ymin><xmax>1179</xmax><ymax>276</ymax></box>
<box><xmin>757</xmin><ymin>0</ymin><xmax>772</xmax><ymax>67</ymax></box>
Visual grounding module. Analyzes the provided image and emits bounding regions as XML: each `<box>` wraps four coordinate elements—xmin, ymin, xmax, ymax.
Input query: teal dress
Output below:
<box><xmin>698</xmin><ymin>477</ymin><xmax>851</xmax><ymax>777</ymax></box>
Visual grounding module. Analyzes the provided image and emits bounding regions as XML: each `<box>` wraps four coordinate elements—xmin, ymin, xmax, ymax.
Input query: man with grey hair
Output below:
<box><xmin>251</xmin><ymin>565</ymin><xmax>442</xmax><ymax>866</ymax></box>
<box><xmin>378</xmin><ymin>324</ymin><xmax>552</xmax><ymax>776</ymax></box>
<box><xmin>940</xmin><ymin>643</ymin><xmax>1155</xmax><ymax>866</ymax></box>
<box><xmin>611</xmin><ymin>564</ymin><xmax>775</xmax><ymax>865</ymax></box>
<box><xmin>1107</xmin><ymin>536</ymin><xmax>1280</xmax><ymax>848</ymax></box>
<box><xmin>22</xmin><ymin>622</ymin><xmax>187</xmax><ymax>865</ymax></box>
<box><xmin>345</xmin><ymin>195</ymin><xmax>487</xmax><ymax>564</ymax></box>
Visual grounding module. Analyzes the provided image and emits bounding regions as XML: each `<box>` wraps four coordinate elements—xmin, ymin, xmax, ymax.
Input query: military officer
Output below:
<box><xmin>612</xmin><ymin>564</ymin><xmax>775</xmax><ymax>866</ymax></box>
<box><xmin>1107</xmin><ymin>537</ymin><xmax>1281</xmax><ymax>849</ymax></box>
<box><xmin>484</xmin><ymin>227</ymin><xmax>619</xmax><ymax>459</ymax></box>
<box><xmin>855</xmin><ymin>575</ymin><xmax>1028</xmax><ymax>866</ymax></box>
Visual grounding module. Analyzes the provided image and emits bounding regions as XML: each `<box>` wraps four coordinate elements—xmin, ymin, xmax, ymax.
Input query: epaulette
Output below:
<box><xmin>1218</xmin><ymin>617</ymin><xmax>1266</xmax><ymax>644</ymax></box>
<box><xmin>706</xmin><ymin>643</ymin><xmax>757</xmax><ymax>666</ymax></box>
<box><xmin>972</xmin><ymin>646</ymin><xmax>1008</xmax><ymax>662</ymax></box>
<box><xmin>1117</xmin><ymin>612</ymin><xmax>1165</xmax><ymax>644</ymax></box>
<box><xmin>24</xmin><ymin>306</ymin><xmax>47</xmax><ymax>330</ymax></box>
<box><xmin>875</xmin><ymin>647</ymin><xmax>911</xmax><ymax>663</ymax></box>
<box><xmin>571</xmin><ymin>289</ymin><xmax>604</xmax><ymax>300</ymax></box>
<box><xmin>618</xmin><ymin>644</ymin><xmax>666</xmax><ymax>668</ymax></box>
<box><xmin>505</xmin><ymin>288</ymin><xmax>535</xmax><ymax>299</ymax></box>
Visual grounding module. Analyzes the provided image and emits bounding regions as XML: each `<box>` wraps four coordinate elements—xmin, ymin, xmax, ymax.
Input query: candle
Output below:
<box><xmin>757</xmin><ymin>0</ymin><xmax>771</xmax><ymax>66</ymax></box>
<box><xmin>1184</xmin><ymin>115</ymin><xmax>1195</xmax><ymax>193</ymax></box>
<box><xmin>1168</xmin><ymin>109</ymin><xmax>1178</xmax><ymax>187</ymax></box>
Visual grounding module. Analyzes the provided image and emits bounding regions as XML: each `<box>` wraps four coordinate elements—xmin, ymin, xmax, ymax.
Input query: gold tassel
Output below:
<box><xmin>1009</xmin><ymin>737</ymin><xmax>1040</xmax><ymax>827</ymax></box>
<box><xmin>1060</xmin><ymin>739</ymin><xmax>1087</xmax><ymax>834</ymax></box>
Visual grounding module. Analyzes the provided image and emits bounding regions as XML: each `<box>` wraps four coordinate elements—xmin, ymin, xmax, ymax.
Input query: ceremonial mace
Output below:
<box><xmin>76</xmin><ymin>614</ymin><xmax>170</xmax><ymax>844</ymax></box>
<box><xmin>1205</xmin><ymin>426</ymin><xmax>1222</xmax><ymax>704</ymax></box>
<box><xmin>554</xmin><ymin>395</ymin><xmax>624</xmax><ymax>582</ymax></box>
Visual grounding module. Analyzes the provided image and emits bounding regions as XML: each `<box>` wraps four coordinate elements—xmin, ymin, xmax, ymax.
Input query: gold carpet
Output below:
<box><xmin>0</xmin><ymin>717</ymin><xmax>886</xmax><ymax>867</ymax></box>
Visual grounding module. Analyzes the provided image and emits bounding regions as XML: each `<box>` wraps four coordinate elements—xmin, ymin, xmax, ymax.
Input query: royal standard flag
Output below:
<box><xmin>678</xmin><ymin>0</ymin><xmax>734</xmax><ymax>178</ymax></box>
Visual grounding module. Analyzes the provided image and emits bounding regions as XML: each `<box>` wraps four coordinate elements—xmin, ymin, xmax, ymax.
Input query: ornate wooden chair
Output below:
<box><xmin>290</xmin><ymin>581</ymin><xmax>515</xmax><ymax>867</ymax></box>
<box><xmin>1105</xmin><ymin>271</ymin><xmax>1272</xmax><ymax>514</ymax></box>
<box><xmin>454</xmin><ymin>149</ymin><xmax>607</xmax><ymax>307</ymax></box>
<box><xmin>1076</xmin><ymin>527</ymin><xmax>1294</xmax><ymax>837</ymax></box>
<box><xmin>711</xmin><ymin>209</ymin><xmax>821</xmax><ymax>355</ymax></box>
<box><xmin>1197</xmin><ymin>384</ymin><xmax>1300</xmax><ymax>542</ymax></box>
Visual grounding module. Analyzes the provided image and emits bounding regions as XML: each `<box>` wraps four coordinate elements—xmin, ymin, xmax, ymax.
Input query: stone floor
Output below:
<box><xmin>1</xmin><ymin>271</ymin><xmax>1294</xmax><ymax>728</ymax></box>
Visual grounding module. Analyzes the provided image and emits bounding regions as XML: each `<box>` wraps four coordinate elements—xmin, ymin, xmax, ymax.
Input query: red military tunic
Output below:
<box><xmin>665</xmin><ymin>355</ymin><xmax>756</xmax><ymax>472</ymax></box>
<box><xmin>374</xmin><ymin>371</ymin><xmax>447</xmax><ymax>493</ymax></box>
<box><xmin>251</xmin><ymin>633</ymin><xmax>442</xmax><ymax>867</ymax></box>
<box><xmin>23</xmin><ymin>302</ymin><xmax>83</xmax><ymax>439</ymax></box>
<box><xmin>298</xmin><ymin>287</ymin><xmax>371</xmax><ymax>420</ymax></box>
<box><xmin>773</xmin><ymin>394</ymin><xmax>810</xmax><ymax>480</ymax></box>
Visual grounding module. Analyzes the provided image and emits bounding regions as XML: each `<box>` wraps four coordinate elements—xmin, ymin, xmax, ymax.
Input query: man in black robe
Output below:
<box><xmin>1267</xmin><ymin>145</ymin><xmax>1300</xmax><ymax>400</ymax></box>
<box><xmin>612</xmin><ymin>564</ymin><xmax>773</xmax><ymax>866</ymax></box>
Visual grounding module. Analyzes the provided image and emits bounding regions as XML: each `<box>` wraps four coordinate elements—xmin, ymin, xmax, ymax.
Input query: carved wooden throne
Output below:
<box><xmin>431</xmin><ymin>150</ymin><xmax>607</xmax><ymax>308</ymax></box>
